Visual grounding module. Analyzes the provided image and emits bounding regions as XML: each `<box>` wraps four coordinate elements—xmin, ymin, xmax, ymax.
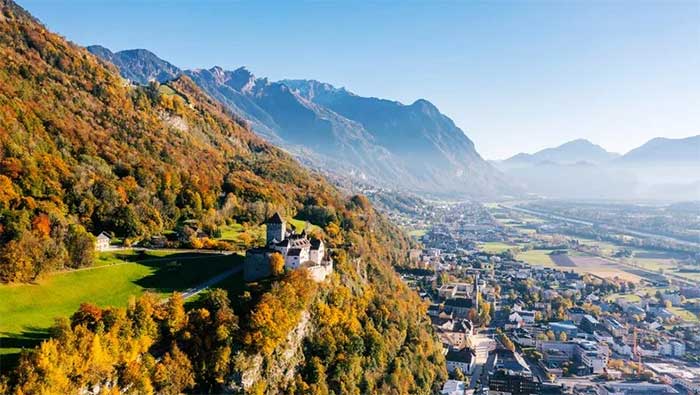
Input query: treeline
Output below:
<box><xmin>0</xmin><ymin>1</ymin><xmax>447</xmax><ymax>393</ymax></box>
<box><xmin>3</xmin><ymin>290</ymin><xmax>235</xmax><ymax>394</ymax></box>
<box><xmin>2</xmin><ymin>200</ymin><xmax>447</xmax><ymax>394</ymax></box>
<box><xmin>0</xmin><ymin>0</ymin><xmax>338</xmax><ymax>283</ymax></box>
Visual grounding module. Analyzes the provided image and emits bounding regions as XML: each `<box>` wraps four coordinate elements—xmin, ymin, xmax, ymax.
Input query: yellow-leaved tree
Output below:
<box><xmin>269</xmin><ymin>252</ymin><xmax>285</xmax><ymax>276</ymax></box>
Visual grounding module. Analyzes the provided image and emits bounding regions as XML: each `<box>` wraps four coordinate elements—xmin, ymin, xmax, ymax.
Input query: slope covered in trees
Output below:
<box><xmin>0</xmin><ymin>1</ymin><xmax>445</xmax><ymax>393</ymax></box>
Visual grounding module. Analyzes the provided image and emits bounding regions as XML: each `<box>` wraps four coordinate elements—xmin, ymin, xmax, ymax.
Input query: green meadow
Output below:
<box><xmin>0</xmin><ymin>250</ymin><xmax>242</xmax><ymax>365</ymax></box>
<box><xmin>516</xmin><ymin>249</ymin><xmax>556</xmax><ymax>267</ymax></box>
<box><xmin>479</xmin><ymin>241</ymin><xmax>519</xmax><ymax>254</ymax></box>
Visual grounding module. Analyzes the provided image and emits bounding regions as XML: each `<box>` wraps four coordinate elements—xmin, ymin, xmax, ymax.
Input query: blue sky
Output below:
<box><xmin>19</xmin><ymin>0</ymin><xmax>700</xmax><ymax>159</ymax></box>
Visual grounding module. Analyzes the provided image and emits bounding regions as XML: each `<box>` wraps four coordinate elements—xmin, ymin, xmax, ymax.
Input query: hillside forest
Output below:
<box><xmin>0</xmin><ymin>1</ymin><xmax>446</xmax><ymax>393</ymax></box>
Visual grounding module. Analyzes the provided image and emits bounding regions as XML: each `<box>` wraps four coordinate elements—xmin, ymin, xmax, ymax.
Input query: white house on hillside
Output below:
<box><xmin>95</xmin><ymin>231</ymin><xmax>111</xmax><ymax>251</ymax></box>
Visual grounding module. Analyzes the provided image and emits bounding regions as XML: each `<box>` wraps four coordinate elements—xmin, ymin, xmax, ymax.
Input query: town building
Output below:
<box><xmin>579</xmin><ymin>314</ymin><xmax>600</xmax><ymax>334</ymax></box>
<box><xmin>487</xmin><ymin>349</ymin><xmax>540</xmax><ymax>395</ymax></box>
<box><xmin>598</xmin><ymin>382</ymin><xmax>679</xmax><ymax>395</ymax></box>
<box><xmin>446</xmin><ymin>347</ymin><xmax>476</xmax><ymax>375</ymax></box>
<box><xmin>549</xmin><ymin>321</ymin><xmax>578</xmax><ymax>338</ymax></box>
<box><xmin>538</xmin><ymin>339</ymin><xmax>609</xmax><ymax>375</ymax></box>
<box><xmin>660</xmin><ymin>340</ymin><xmax>686</xmax><ymax>357</ymax></box>
<box><xmin>646</xmin><ymin>362</ymin><xmax>700</xmax><ymax>393</ymax></box>
<box><xmin>441</xmin><ymin>380</ymin><xmax>471</xmax><ymax>395</ymax></box>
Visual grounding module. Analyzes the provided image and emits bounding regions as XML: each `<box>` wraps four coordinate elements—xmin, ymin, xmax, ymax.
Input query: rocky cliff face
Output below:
<box><xmin>234</xmin><ymin>311</ymin><xmax>312</xmax><ymax>392</ymax></box>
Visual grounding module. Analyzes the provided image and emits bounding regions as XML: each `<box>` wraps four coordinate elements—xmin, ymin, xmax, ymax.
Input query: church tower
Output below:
<box><xmin>265</xmin><ymin>212</ymin><xmax>286</xmax><ymax>244</ymax></box>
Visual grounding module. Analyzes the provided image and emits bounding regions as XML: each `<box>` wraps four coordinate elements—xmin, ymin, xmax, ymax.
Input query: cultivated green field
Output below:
<box><xmin>574</xmin><ymin>237</ymin><xmax>619</xmax><ymax>256</ymax></box>
<box><xmin>516</xmin><ymin>249</ymin><xmax>556</xmax><ymax>267</ymax></box>
<box><xmin>0</xmin><ymin>250</ymin><xmax>242</xmax><ymax>364</ymax></box>
<box><xmin>606</xmin><ymin>293</ymin><xmax>642</xmax><ymax>303</ymax></box>
<box><xmin>479</xmin><ymin>242</ymin><xmax>519</xmax><ymax>254</ymax></box>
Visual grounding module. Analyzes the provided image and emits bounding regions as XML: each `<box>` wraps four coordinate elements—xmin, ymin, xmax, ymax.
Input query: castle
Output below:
<box><xmin>244</xmin><ymin>212</ymin><xmax>333</xmax><ymax>282</ymax></box>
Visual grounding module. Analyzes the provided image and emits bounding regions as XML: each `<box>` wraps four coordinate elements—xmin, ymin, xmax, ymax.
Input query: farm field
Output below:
<box><xmin>568</xmin><ymin>255</ymin><xmax>642</xmax><ymax>282</ymax></box>
<box><xmin>479</xmin><ymin>241</ymin><xmax>519</xmax><ymax>254</ymax></box>
<box><xmin>0</xmin><ymin>250</ymin><xmax>242</xmax><ymax>365</ymax></box>
<box><xmin>629</xmin><ymin>257</ymin><xmax>676</xmax><ymax>272</ymax></box>
<box><xmin>550</xmin><ymin>253</ymin><xmax>576</xmax><ymax>267</ymax></box>
<box><xmin>626</xmin><ymin>252</ymin><xmax>700</xmax><ymax>284</ymax></box>
<box><xmin>517</xmin><ymin>249</ymin><xmax>644</xmax><ymax>282</ymax></box>
<box><xmin>516</xmin><ymin>249</ymin><xmax>556</xmax><ymax>267</ymax></box>
<box><xmin>573</xmin><ymin>237</ymin><xmax>619</xmax><ymax>256</ymax></box>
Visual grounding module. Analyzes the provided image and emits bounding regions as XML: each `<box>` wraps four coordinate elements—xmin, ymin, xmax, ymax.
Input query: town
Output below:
<box><xmin>396</xmin><ymin>199</ymin><xmax>700</xmax><ymax>395</ymax></box>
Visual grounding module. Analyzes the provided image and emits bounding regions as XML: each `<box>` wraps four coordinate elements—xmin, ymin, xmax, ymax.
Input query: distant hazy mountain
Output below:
<box><xmin>89</xmin><ymin>47</ymin><xmax>512</xmax><ymax>198</ymax></box>
<box><xmin>617</xmin><ymin>135</ymin><xmax>700</xmax><ymax>164</ymax></box>
<box><xmin>282</xmin><ymin>79</ymin><xmax>507</xmax><ymax>194</ymax></box>
<box><xmin>503</xmin><ymin>139</ymin><xmax>619</xmax><ymax>166</ymax></box>
<box><xmin>87</xmin><ymin>45</ymin><xmax>181</xmax><ymax>84</ymax></box>
<box><xmin>494</xmin><ymin>136</ymin><xmax>700</xmax><ymax>200</ymax></box>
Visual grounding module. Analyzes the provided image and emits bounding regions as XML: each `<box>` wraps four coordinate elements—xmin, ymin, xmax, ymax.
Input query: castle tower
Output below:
<box><xmin>265</xmin><ymin>212</ymin><xmax>286</xmax><ymax>244</ymax></box>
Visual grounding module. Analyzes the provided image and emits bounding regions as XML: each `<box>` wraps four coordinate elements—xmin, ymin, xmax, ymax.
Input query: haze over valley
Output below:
<box><xmin>1</xmin><ymin>1</ymin><xmax>699</xmax><ymax>394</ymax></box>
<box><xmin>494</xmin><ymin>136</ymin><xmax>700</xmax><ymax>201</ymax></box>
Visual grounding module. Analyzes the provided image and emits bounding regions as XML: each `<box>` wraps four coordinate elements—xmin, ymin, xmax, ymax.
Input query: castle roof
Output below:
<box><xmin>310</xmin><ymin>239</ymin><xmax>323</xmax><ymax>249</ymax></box>
<box><xmin>266</xmin><ymin>212</ymin><xmax>284</xmax><ymax>224</ymax></box>
<box><xmin>288</xmin><ymin>248</ymin><xmax>303</xmax><ymax>256</ymax></box>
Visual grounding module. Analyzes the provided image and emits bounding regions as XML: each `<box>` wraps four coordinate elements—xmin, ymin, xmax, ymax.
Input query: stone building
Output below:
<box><xmin>244</xmin><ymin>213</ymin><xmax>333</xmax><ymax>282</ymax></box>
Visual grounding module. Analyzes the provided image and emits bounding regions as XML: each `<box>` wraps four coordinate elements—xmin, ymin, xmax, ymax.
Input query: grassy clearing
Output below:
<box><xmin>288</xmin><ymin>218</ymin><xmax>321</xmax><ymax>233</ymax></box>
<box><xmin>0</xmin><ymin>250</ymin><xmax>242</xmax><ymax>363</ymax></box>
<box><xmin>217</xmin><ymin>223</ymin><xmax>264</xmax><ymax>244</ymax></box>
<box><xmin>669</xmin><ymin>307</ymin><xmax>699</xmax><ymax>323</ymax></box>
<box><xmin>630</xmin><ymin>258</ymin><xmax>676</xmax><ymax>272</ymax></box>
<box><xmin>606</xmin><ymin>293</ymin><xmax>642</xmax><ymax>303</ymax></box>
<box><xmin>574</xmin><ymin>238</ymin><xmax>619</xmax><ymax>256</ymax></box>
<box><xmin>217</xmin><ymin>218</ymin><xmax>318</xmax><ymax>246</ymax></box>
<box><xmin>408</xmin><ymin>229</ymin><xmax>427</xmax><ymax>238</ymax></box>
<box><xmin>516</xmin><ymin>249</ymin><xmax>555</xmax><ymax>267</ymax></box>
<box><xmin>479</xmin><ymin>242</ymin><xmax>518</xmax><ymax>254</ymax></box>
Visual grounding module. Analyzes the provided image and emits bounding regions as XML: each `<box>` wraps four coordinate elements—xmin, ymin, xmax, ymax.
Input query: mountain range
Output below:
<box><xmin>617</xmin><ymin>135</ymin><xmax>700</xmax><ymax>163</ymax></box>
<box><xmin>87</xmin><ymin>45</ymin><xmax>512</xmax><ymax>198</ymax></box>
<box><xmin>494</xmin><ymin>136</ymin><xmax>700</xmax><ymax>200</ymax></box>
<box><xmin>502</xmin><ymin>139</ymin><xmax>619</xmax><ymax>166</ymax></box>
<box><xmin>85</xmin><ymin>45</ymin><xmax>698</xmax><ymax>201</ymax></box>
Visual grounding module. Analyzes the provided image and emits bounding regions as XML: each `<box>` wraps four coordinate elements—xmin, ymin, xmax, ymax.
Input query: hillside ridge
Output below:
<box><xmin>0</xmin><ymin>1</ymin><xmax>446</xmax><ymax>393</ymax></box>
<box><xmin>88</xmin><ymin>46</ymin><xmax>513</xmax><ymax>198</ymax></box>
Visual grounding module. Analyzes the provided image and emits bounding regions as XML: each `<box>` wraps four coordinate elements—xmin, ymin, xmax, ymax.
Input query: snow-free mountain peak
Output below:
<box><xmin>89</xmin><ymin>46</ymin><xmax>513</xmax><ymax>198</ymax></box>
<box><xmin>504</xmin><ymin>138</ymin><xmax>619</xmax><ymax>166</ymax></box>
